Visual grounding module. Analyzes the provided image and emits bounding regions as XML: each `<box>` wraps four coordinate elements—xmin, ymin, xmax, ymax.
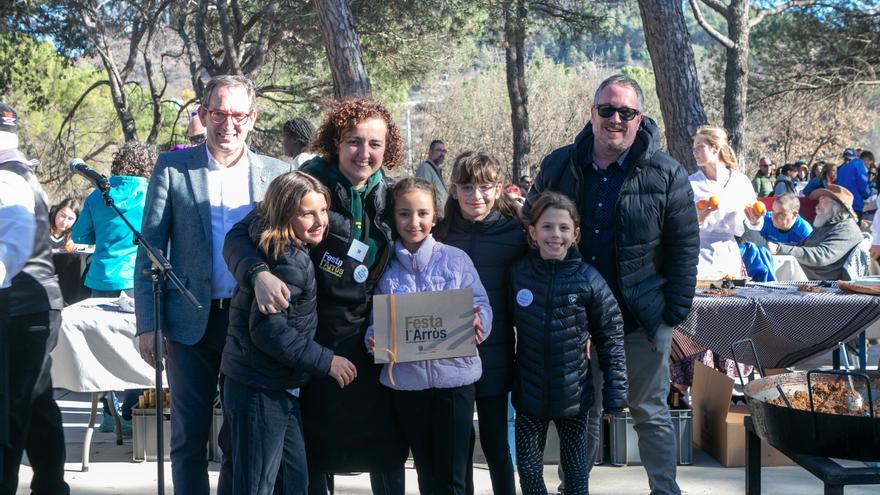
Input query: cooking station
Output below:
<box><xmin>745</xmin><ymin>416</ymin><xmax>880</xmax><ymax>495</ymax></box>
<box><xmin>736</xmin><ymin>351</ymin><xmax>880</xmax><ymax>495</ymax></box>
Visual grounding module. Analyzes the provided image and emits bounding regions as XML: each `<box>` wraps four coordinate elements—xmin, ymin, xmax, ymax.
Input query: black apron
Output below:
<box><xmin>300</xmin><ymin>212</ymin><xmax>406</xmax><ymax>473</ymax></box>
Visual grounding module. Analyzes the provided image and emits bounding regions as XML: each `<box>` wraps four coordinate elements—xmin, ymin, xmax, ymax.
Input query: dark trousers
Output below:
<box><xmin>516</xmin><ymin>412</ymin><xmax>590</xmax><ymax>495</ymax></box>
<box><xmin>0</xmin><ymin>310</ymin><xmax>69</xmax><ymax>495</ymax></box>
<box><xmin>466</xmin><ymin>394</ymin><xmax>515</xmax><ymax>495</ymax></box>
<box><xmin>307</xmin><ymin>468</ymin><xmax>405</xmax><ymax>495</ymax></box>
<box><xmin>392</xmin><ymin>384</ymin><xmax>475</xmax><ymax>495</ymax></box>
<box><xmin>222</xmin><ymin>377</ymin><xmax>307</xmax><ymax>495</ymax></box>
<box><xmin>165</xmin><ymin>304</ymin><xmax>228</xmax><ymax>495</ymax></box>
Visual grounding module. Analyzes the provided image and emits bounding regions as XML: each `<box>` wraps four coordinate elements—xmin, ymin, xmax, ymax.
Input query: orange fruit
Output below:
<box><xmin>696</xmin><ymin>199</ymin><xmax>708</xmax><ymax>210</ymax></box>
<box><xmin>708</xmin><ymin>196</ymin><xmax>720</xmax><ymax>209</ymax></box>
<box><xmin>753</xmin><ymin>201</ymin><xmax>766</xmax><ymax>215</ymax></box>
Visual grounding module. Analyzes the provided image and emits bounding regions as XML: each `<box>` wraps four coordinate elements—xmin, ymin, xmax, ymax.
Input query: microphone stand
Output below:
<box><xmin>100</xmin><ymin>187</ymin><xmax>201</xmax><ymax>495</ymax></box>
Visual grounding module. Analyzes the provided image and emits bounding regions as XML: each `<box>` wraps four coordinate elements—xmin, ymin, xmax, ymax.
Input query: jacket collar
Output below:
<box><xmin>449</xmin><ymin>209</ymin><xmax>503</xmax><ymax>232</ymax></box>
<box><xmin>393</xmin><ymin>234</ymin><xmax>436</xmax><ymax>274</ymax></box>
<box><xmin>572</xmin><ymin>115</ymin><xmax>662</xmax><ymax>173</ymax></box>
<box><xmin>529</xmin><ymin>245</ymin><xmax>583</xmax><ymax>273</ymax></box>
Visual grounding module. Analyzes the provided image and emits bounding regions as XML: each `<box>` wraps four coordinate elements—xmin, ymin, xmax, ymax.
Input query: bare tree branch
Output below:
<box><xmin>750</xmin><ymin>0</ymin><xmax>817</xmax><ymax>28</ymax></box>
<box><xmin>689</xmin><ymin>0</ymin><xmax>734</xmax><ymax>49</ymax></box>
<box><xmin>216</xmin><ymin>0</ymin><xmax>242</xmax><ymax>74</ymax></box>
<box><xmin>699</xmin><ymin>0</ymin><xmax>728</xmax><ymax>17</ymax></box>
<box><xmin>241</xmin><ymin>0</ymin><xmax>280</xmax><ymax>75</ymax></box>
<box><xmin>194</xmin><ymin>0</ymin><xmax>220</xmax><ymax>75</ymax></box>
<box><xmin>54</xmin><ymin>79</ymin><xmax>110</xmax><ymax>145</ymax></box>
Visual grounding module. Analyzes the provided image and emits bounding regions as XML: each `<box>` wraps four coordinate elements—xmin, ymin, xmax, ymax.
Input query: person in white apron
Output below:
<box><xmin>672</xmin><ymin>126</ymin><xmax>762</xmax><ymax>400</ymax></box>
<box><xmin>688</xmin><ymin>126</ymin><xmax>763</xmax><ymax>280</ymax></box>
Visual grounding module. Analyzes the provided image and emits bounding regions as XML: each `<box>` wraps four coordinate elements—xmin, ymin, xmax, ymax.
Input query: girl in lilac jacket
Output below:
<box><xmin>367</xmin><ymin>177</ymin><xmax>492</xmax><ymax>494</ymax></box>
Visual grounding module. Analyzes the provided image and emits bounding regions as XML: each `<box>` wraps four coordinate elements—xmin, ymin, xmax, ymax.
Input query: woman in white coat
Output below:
<box><xmin>688</xmin><ymin>126</ymin><xmax>763</xmax><ymax>280</ymax></box>
<box><xmin>672</xmin><ymin>126</ymin><xmax>762</xmax><ymax>398</ymax></box>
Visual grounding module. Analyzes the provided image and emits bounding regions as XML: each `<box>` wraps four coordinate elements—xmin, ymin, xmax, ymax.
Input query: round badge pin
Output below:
<box><xmin>353</xmin><ymin>264</ymin><xmax>369</xmax><ymax>283</ymax></box>
<box><xmin>516</xmin><ymin>288</ymin><xmax>533</xmax><ymax>307</ymax></box>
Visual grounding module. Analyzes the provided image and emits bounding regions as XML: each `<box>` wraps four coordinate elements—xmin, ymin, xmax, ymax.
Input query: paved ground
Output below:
<box><xmin>14</xmin><ymin>387</ymin><xmax>880</xmax><ymax>495</ymax></box>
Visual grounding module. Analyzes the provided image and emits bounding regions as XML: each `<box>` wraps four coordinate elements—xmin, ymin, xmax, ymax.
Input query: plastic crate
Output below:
<box><xmin>609</xmin><ymin>408</ymin><xmax>692</xmax><ymax>466</ymax></box>
<box><xmin>542</xmin><ymin>419</ymin><xmax>604</xmax><ymax>465</ymax></box>
<box><xmin>132</xmin><ymin>407</ymin><xmax>171</xmax><ymax>462</ymax></box>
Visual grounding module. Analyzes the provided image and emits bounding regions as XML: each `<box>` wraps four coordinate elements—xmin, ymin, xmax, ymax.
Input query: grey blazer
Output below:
<box><xmin>134</xmin><ymin>144</ymin><xmax>291</xmax><ymax>344</ymax></box>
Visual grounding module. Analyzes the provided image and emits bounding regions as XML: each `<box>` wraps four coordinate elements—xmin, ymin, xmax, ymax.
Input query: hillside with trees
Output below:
<box><xmin>1</xmin><ymin>0</ymin><xmax>878</xmax><ymax>197</ymax></box>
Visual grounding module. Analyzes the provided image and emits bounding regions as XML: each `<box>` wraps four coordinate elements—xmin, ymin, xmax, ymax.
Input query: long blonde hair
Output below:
<box><xmin>257</xmin><ymin>171</ymin><xmax>330</xmax><ymax>259</ymax></box>
<box><xmin>695</xmin><ymin>126</ymin><xmax>739</xmax><ymax>171</ymax></box>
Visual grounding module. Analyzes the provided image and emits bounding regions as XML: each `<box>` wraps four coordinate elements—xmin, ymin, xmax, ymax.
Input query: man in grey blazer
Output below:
<box><xmin>134</xmin><ymin>75</ymin><xmax>290</xmax><ymax>495</ymax></box>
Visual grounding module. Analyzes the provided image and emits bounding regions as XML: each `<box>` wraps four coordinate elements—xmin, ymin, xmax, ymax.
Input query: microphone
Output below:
<box><xmin>69</xmin><ymin>158</ymin><xmax>110</xmax><ymax>192</ymax></box>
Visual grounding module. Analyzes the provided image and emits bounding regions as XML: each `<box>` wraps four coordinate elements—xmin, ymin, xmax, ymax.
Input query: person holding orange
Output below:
<box><xmin>688</xmin><ymin>126</ymin><xmax>763</xmax><ymax>280</ymax></box>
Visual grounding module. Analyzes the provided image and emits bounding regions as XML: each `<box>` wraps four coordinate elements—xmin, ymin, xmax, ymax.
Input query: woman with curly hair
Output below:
<box><xmin>70</xmin><ymin>140</ymin><xmax>156</xmax><ymax>433</ymax></box>
<box><xmin>223</xmin><ymin>99</ymin><xmax>407</xmax><ymax>494</ymax></box>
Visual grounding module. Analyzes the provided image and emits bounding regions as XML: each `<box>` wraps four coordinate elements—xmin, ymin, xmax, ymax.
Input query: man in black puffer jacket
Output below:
<box><xmin>525</xmin><ymin>75</ymin><xmax>698</xmax><ymax>495</ymax></box>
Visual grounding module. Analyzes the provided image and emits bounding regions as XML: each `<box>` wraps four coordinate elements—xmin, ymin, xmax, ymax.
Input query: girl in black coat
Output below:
<box><xmin>221</xmin><ymin>171</ymin><xmax>356</xmax><ymax>495</ymax></box>
<box><xmin>510</xmin><ymin>192</ymin><xmax>628</xmax><ymax>495</ymax></box>
<box><xmin>435</xmin><ymin>151</ymin><xmax>527</xmax><ymax>495</ymax></box>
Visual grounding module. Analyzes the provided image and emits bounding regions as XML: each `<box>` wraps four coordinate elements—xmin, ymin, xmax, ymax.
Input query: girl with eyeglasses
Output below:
<box><xmin>433</xmin><ymin>151</ymin><xmax>527</xmax><ymax>495</ymax></box>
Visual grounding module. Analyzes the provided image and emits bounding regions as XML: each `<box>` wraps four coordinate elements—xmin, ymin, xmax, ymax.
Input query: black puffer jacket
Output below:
<box><xmin>439</xmin><ymin>209</ymin><xmax>528</xmax><ymax>398</ymax></box>
<box><xmin>510</xmin><ymin>248</ymin><xmax>627</xmax><ymax>418</ymax></box>
<box><xmin>525</xmin><ymin>117</ymin><xmax>699</xmax><ymax>340</ymax></box>
<box><xmin>221</xmin><ymin>216</ymin><xmax>333</xmax><ymax>391</ymax></box>
<box><xmin>224</xmin><ymin>158</ymin><xmax>395</xmax><ymax>346</ymax></box>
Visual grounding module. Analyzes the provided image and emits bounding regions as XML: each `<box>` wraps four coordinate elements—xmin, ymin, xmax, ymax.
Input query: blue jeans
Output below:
<box><xmin>100</xmin><ymin>390</ymin><xmax>144</xmax><ymax>421</ymax></box>
<box><xmin>223</xmin><ymin>377</ymin><xmax>307</xmax><ymax>495</ymax></box>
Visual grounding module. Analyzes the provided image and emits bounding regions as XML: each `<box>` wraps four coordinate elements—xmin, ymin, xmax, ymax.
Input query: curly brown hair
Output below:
<box><xmin>111</xmin><ymin>141</ymin><xmax>157</xmax><ymax>178</ymax></box>
<box><xmin>310</xmin><ymin>99</ymin><xmax>403</xmax><ymax>169</ymax></box>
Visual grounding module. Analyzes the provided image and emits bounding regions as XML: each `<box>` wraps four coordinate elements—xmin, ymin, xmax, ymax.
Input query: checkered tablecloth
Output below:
<box><xmin>672</xmin><ymin>281</ymin><xmax>880</xmax><ymax>369</ymax></box>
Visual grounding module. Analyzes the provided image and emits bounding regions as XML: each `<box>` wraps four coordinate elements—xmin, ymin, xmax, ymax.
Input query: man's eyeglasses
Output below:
<box><xmin>595</xmin><ymin>104</ymin><xmax>640</xmax><ymax>122</ymax></box>
<box><xmin>189</xmin><ymin>133</ymin><xmax>207</xmax><ymax>145</ymax></box>
<box><xmin>457</xmin><ymin>183</ymin><xmax>497</xmax><ymax>196</ymax></box>
<box><xmin>205</xmin><ymin>109</ymin><xmax>251</xmax><ymax>125</ymax></box>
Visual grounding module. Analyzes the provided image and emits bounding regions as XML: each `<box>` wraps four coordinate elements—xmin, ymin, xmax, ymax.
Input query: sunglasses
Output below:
<box><xmin>595</xmin><ymin>104</ymin><xmax>641</xmax><ymax>122</ymax></box>
<box><xmin>189</xmin><ymin>133</ymin><xmax>207</xmax><ymax>145</ymax></box>
<box><xmin>205</xmin><ymin>109</ymin><xmax>251</xmax><ymax>126</ymax></box>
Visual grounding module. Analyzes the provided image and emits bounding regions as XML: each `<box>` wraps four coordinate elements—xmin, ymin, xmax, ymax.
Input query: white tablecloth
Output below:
<box><xmin>51</xmin><ymin>298</ymin><xmax>160</xmax><ymax>392</ymax></box>
<box><xmin>773</xmin><ymin>254</ymin><xmax>808</xmax><ymax>281</ymax></box>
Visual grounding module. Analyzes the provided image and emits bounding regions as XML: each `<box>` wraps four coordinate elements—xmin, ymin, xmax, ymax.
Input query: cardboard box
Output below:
<box><xmin>692</xmin><ymin>362</ymin><xmax>793</xmax><ymax>467</ymax></box>
<box><xmin>372</xmin><ymin>288</ymin><xmax>476</xmax><ymax>364</ymax></box>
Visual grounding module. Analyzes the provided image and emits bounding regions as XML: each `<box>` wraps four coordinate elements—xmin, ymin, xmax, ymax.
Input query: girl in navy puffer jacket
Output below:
<box><xmin>366</xmin><ymin>177</ymin><xmax>492</xmax><ymax>495</ymax></box>
<box><xmin>221</xmin><ymin>172</ymin><xmax>357</xmax><ymax>495</ymax></box>
<box><xmin>434</xmin><ymin>151</ymin><xmax>527</xmax><ymax>495</ymax></box>
<box><xmin>510</xmin><ymin>192</ymin><xmax>627</xmax><ymax>495</ymax></box>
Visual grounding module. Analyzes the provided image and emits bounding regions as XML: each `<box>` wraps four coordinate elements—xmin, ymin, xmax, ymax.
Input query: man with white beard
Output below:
<box><xmin>767</xmin><ymin>184</ymin><xmax>864</xmax><ymax>280</ymax></box>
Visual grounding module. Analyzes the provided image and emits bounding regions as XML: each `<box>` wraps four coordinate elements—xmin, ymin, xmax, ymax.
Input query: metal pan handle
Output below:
<box><xmin>730</xmin><ymin>339</ymin><xmax>765</xmax><ymax>389</ymax></box>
